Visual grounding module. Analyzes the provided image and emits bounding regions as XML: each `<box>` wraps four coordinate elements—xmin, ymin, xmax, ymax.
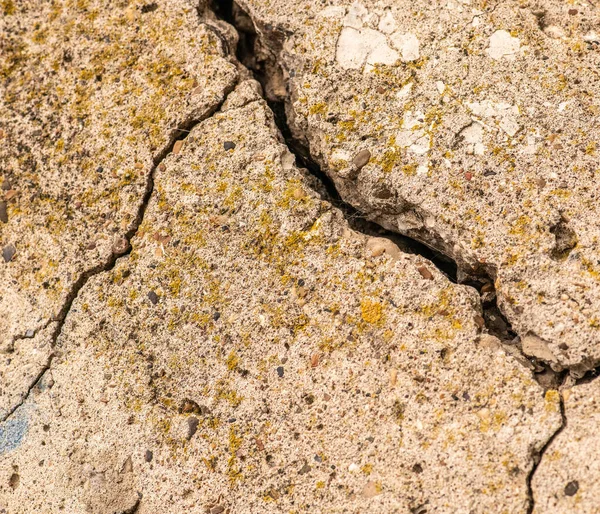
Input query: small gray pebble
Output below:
<box><xmin>187</xmin><ymin>417</ymin><xmax>199</xmax><ymax>440</ymax></box>
<box><xmin>2</xmin><ymin>244</ymin><xmax>16</xmax><ymax>263</ymax></box>
<box><xmin>564</xmin><ymin>480</ymin><xmax>579</xmax><ymax>496</ymax></box>
<box><xmin>352</xmin><ymin>149</ymin><xmax>371</xmax><ymax>170</ymax></box>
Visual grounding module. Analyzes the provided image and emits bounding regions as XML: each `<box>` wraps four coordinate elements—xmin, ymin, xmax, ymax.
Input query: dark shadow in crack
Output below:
<box><xmin>268</xmin><ymin>99</ymin><xmax>460</xmax><ymax>281</ymax></box>
<box><xmin>574</xmin><ymin>365</ymin><xmax>600</xmax><ymax>386</ymax></box>
<box><xmin>211</xmin><ymin>0</ymin><xmax>458</xmax><ymax>280</ymax></box>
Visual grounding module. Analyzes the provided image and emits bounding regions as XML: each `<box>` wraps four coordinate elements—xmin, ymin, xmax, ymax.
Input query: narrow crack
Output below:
<box><xmin>211</xmin><ymin>0</ymin><xmax>563</xmax><ymax>389</ymax></box>
<box><xmin>0</xmin><ymin>356</ymin><xmax>53</xmax><ymax>423</ymax></box>
<box><xmin>1</xmin><ymin>90</ymin><xmax>235</xmax><ymax>424</ymax></box>
<box><xmin>525</xmin><ymin>392</ymin><xmax>566</xmax><ymax>514</ymax></box>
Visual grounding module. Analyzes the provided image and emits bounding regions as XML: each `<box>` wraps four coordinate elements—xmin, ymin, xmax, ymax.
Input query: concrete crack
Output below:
<box><xmin>525</xmin><ymin>392</ymin><xmax>566</xmax><ymax>514</ymax></box>
<box><xmin>209</xmin><ymin>0</ymin><xmax>563</xmax><ymax>389</ymax></box>
<box><xmin>120</xmin><ymin>494</ymin><xmax>142</xmax><ymax>514</ymax></box>
<box><xmin>1</xmin><ymin>86</ymin><xmax>237</xmax><ymax>425</ymax></box>
<box><xmin>0</xmin><ymin>355</ymin><xmax>53</xmax><ymax>423</ymax></box>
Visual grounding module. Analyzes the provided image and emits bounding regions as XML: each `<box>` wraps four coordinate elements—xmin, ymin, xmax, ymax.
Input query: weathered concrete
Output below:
<box><xmin>0</xmin><ymin>0</ymin><xmax>237</xmax><ymax>417</ymax></box>
<box><xmin>0</xmin><ymin>82</ymin><xmax>560</xmax><ymax>513</ymax></box>
<box><xmin>532</xmin><ymin>379</ymin><xmax>600</xmax><ymax>513</ymax></box>
<box><xmin>235</xmin><ymin>0</ymin><xmax>600</xmax><ymax>375</ymax></box>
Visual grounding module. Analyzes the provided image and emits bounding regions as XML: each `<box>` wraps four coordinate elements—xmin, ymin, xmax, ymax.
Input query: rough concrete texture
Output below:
<box><xmin>234</xmin><ymin>0</ymin><xmax>600</xmax><ymax>374</ymax></box>
<box><xmin>0</xmin><ymin>82</ymin><xmax>561</xmax><ymax>513</ymax></box>
<box><xmin>531</xmin><ymin>379</ymin><xmax>600</xmax><ymax>513</ymax></box>
<box><xmin>0</xmin><ymin>0</ymin><xmax>237</xmax><ymax>417</ymax></box>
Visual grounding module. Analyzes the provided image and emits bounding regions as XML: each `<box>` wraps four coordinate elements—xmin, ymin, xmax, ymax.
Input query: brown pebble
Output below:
<box><xmin>480</xmin><ymin>282</ymin><xmax>494</xmax><ymax>293</ymax></box>
<box><xmin>1</xmin><ymin>179</ymin><xmax>11</xmax><ymax>190</ymax></box>
<box><xmin>0</xmin><ymin>201</ymin><xmax>7</xmax><ymax>223</ymax></box>
<box><xmin>172</xmin><ymin>140</ymin><xmax>183</xmax><ymax>154</ymax></box>
<box><xmin>8</xmin><ymin>473</ymin><xmax>19</xmax><ymax>490</ymax></box>
<box><xmin>298</xmin><ymin>462</ymin><xmax>311</xmax><ymax>474</ymax></box>
<box><xmin>474</xmin><ymin>315</ymin><xmax>485</xmax><ymax>329</ymax></box>
<box><xmin>112</xmin><ymin>237</ymin><xmax>129</xmax><ymax>254</ymax></box>
<box><xmin>210</xmin><ymin>507</ymin><xmax>225</xmax><ymax>514</ymax></box>
<box><xmin>310</xmin><ymin>353</ymin><xmax>320</xmax><ymax>368</ymax></box>
<box><xmin>568</xmin><ymin>8</ymin><xmax>578</xmax><ymax>15</ymax></box>
<box><xmin>352</xmin><ymin>149</ymin><xmax>371</xmax><ymax>170</ymax></box>
<box><xmin>180</xmin><ymin>399</ymin><xmax>201</xmax><ymax>414</ymax></box>
<box><xmin>2</xmin><ymin>244</ymin><xmax>16</xmax><ymax>262</ymax></box>
<box><xmin>417</xmin><ymin>265</ymin><xmax>434</xmax><ymax>280</ymax></box>
<box><xmin>4</xmin><ymin>190</ymin><xmax>17</xmax><ymax>201</ymax></box>
<box><xmin>144</xmin><ymin>450</ymin><xmax>153</xmax><ymax>462</ymax></box>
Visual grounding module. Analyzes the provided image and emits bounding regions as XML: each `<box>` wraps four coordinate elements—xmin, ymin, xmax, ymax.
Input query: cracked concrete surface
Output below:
<box><xmin>0</xmin><ymin>80</ymin><xmax>561</xmax><ymax>513</ymax></box>
<box><xmin>531</xmin><ymin>380</ymin><xmax>600</xmax><ymax>513</ymax></box>
<box><xmin>233</xmin><ymin>0</ymin><xmax>600</xmax><ymax>376</ymax></box>
<box><xmin>0</xmin><ymin>0</ymin><xmax>237</xmax><ymax>418</ymax></box>
<box><xmin>0</xmin><ymin>0</ymin><xmax>597</xmax><ymax>512</ymax></box>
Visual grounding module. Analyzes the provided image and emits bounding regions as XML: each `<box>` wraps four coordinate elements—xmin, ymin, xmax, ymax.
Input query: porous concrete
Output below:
<box><xmin>2</xmin><ymin>1</ymin><xmax>599</xmax><ymax>512</ymax></box>
<box><xmin>532</xmin><ymin>379</ymin><xmax>600</xmax><ymax>513</ymax></box>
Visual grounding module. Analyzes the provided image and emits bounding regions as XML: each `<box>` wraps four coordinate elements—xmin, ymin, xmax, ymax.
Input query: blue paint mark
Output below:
<box><xmin>0</xmin><ymin>410</ymin><xmax>29</xmax><ymax>455</ymax></box>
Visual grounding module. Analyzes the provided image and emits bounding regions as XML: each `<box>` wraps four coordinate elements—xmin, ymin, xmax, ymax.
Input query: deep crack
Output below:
<box><xmin>211</xmin><ymin>0</ymin><xmax>561</xmax><ymax>389</ymax></box>
<box><xmin>209</xmin><ymin>6</ymin><xmax>570</xmax><ymax>510</ymax></box>
<box><xmin>211</xmin><ymin>0</ymin><xmax>458</xmax><ymax>279</ymax></box>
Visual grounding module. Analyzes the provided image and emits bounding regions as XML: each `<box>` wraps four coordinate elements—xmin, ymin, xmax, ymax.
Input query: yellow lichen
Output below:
<box><xmin>361</xmin><ymin>299</ymin><xmax>383</xmax><ymax>324</ymax></box>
